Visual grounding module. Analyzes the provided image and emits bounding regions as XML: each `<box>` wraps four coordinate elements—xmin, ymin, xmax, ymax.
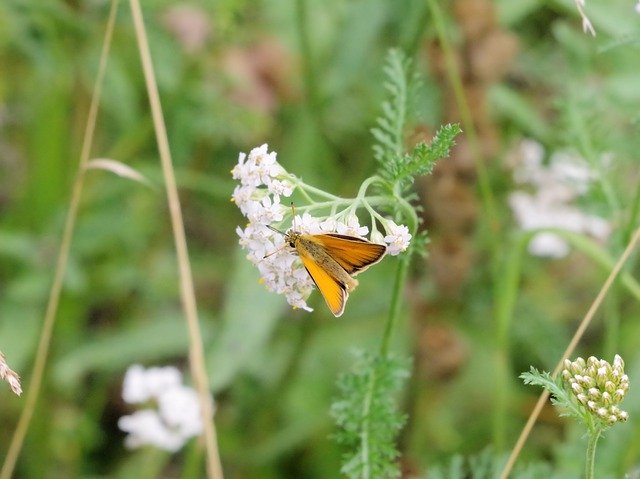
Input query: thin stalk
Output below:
<box><xmin>380</xmin><ymin>252</ymin><xmax>412</xmax><ymax>357</ymax></box>
<box><xmin>585</xmin><ymin>427</ymin><xmax>603</xmax><ymax>479</ymax></box>
<box><xmin>359</xmin><ymin>367</ymin><xmax>377</xmax><ymax>479</ymax></box>
<box><xmin>623</xmin><ymin>177</ymin><xmax>640</xmax><ymax>245</ymax></box>
<box><xmin>128</xmin><ymin>1</ymin><xmax>223</xmax><ymax>478</ymax></box>
<box><xmin>0</xmin><ymin>2</ymin><xmax>120</xmax><ymax>477</ymax></box>
<box><xmin>356</xmin><ymin>206</ymin><xmax>416</xmax><ymax>477</ymax></box>
<box><xmin>492</xmin><ymin>234</ymin><xmax>528</xmax><ymax>450</ymax></box>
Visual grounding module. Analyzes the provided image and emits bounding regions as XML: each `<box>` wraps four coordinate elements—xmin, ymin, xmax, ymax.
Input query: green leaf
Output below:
<box><xmin>331</xmin><ymin>352</ymin><xmax>410</xmax><ymax>479</ymax></box>
<box><xmin>53</xmin><ymin>315</ymin><xmax>212</xmax><ymax>389</ymax></box>
<box><xmin>207</xmin><ymin>248</ymin><xmax>285</xmax><ymax>392</ymax></box>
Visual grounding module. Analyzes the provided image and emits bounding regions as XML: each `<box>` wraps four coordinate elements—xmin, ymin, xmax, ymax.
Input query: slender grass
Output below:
<box><xmin>128</xmin><ymin>1</ymin><xmax>223</xmax><ymax>478</ymax></box>
<box><xmin>499</xmin><ymin>226</ymin><xmax>640</xmax><ymax>479</ymax></box>
<box><xmin>0</xmin><ymin>2</ymin><xmax>120</xmax><ymax>477</ymax></box>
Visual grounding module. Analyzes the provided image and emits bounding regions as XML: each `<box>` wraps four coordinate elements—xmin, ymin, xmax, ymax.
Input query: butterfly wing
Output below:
<box><xmin>297</xmin><ymin>248</ymin><xmax>348</xmax><ymax>317</ymax></box>
<box><xmin>313</xmin><ymin>234</ymin><xmax>386</xmax><ymax>275</ymax></box>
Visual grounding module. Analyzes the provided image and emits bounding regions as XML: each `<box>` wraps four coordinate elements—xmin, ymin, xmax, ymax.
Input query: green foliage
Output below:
<box><xmin>520</xmin><ymin>368</ymin><xmax>584</xmax><ymax>421</ymax></box>
<box><xmin>331</xmin><ymin>353</ymin><xmax>409</xmax><ymax>479</ymax></box>
<box><xmin>427</xmin><ymin>449</ymin><xmax>558</xmax><ymax>479</ymax></box>
<box><xmin>371</xmin><ymin>49</ymin><xmax>413</xmax><ymax>170</ymax></box>
<box><xmin>3</xmin><ymin>0</ymin><xmax>640</xmax><ymax>477</ymax></box>
<box><xmin>389</xmin><ymin>123</ymin><xmax>462</xmax><ymax>190</ymax></box>
<box><xmin>371</xmin><ymin>49</ymin><xmax>461</xmax><ymax>191</ymax></box>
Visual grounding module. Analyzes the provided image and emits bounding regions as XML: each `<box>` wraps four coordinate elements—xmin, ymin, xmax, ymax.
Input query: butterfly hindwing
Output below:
<box><xmin>297</xmin><ymin>248</ymin><xmax>348</xmax><ymax>317</ymax></box>
<box><xmin>312</xmin><ymin>234</ymin><xmax>386</xmax><ymax>275</ymax></box>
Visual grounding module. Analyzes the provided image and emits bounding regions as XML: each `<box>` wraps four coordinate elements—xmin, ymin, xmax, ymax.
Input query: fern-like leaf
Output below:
<box><xmin>387</xmin><ymin>123</ymin><xmax>462</xmax><ymax>190</ymax></box>
<box><xmin>371</xmin><ymin>49</ymin><xmax>461</xmax><ymax>191</ymax></box>
<box><xmin>331</xmin><ymin>352</ymin><xmax>410</xmax><ymax>479</ymax></box>
<box><xmin>371</xmin><ymin>49</ymin><xmax>412</xmax><ymax>176</ymax></box>
<box><xmin>520</xmin><ymin>367</ymin><xmax>584</xmax><ymax>420</ymax></box>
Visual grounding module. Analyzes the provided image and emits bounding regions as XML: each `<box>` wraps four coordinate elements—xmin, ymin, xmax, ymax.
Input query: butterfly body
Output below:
<box><xmin>281</xmin><ymin>229</ymin><xmax>386</xmax><ymax>317</ymax></box>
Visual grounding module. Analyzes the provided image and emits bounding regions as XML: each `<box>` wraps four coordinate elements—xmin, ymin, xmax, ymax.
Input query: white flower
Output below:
<box><xmin>509</xmin><ymin>140</ymin><xmax>610</xmax><ymax>258</ymax></box>
<box><xmin>232</xmin><ymin>144</ymin><xmax>290</xmax><ymax>190</ymax></box>
<box><xmin>232</xmin><ymin>145</ymin><xmax>408</xmax><ymax>314</ymax></box>
<box><xmin>269</xmin><ymin>178</ymin><xmax>294</xmax><ymax>197</ymax></box>
<box><xmin>383</xmin><ymin>221</ymin><xmax>412</xmax><ymax>255</ymax></box>
<box><xmin>122</xmin><ymin>365</ymin><xmax>182</xmax><ymax>404</ymax></box>
<box><xmin>336</xmin><ymin>214</ymin><xmax>369</xmax><ymax>237</ymax></box>
<box><xmin>246</xmin><ymin>195</ymin><xmax>286</xmax><ymax>224</ymax></box>
<box><xmin>119</xmin><ymin>410</ymin><xmax>186</xmax><ymax>452</ymax></box>
<box><xmin>118</xmin><ymin>364</ymin><xmax>212</xmax><ymax>452</ymax></box>
<box><xmin>295</xmin><ymin>212</ymin><xmax>322</xmax><ymax>234</ymax></box>
<box><xmin>158</xmin><ymin>385</ymin><xmax>204</xmax><ymax>438</ymax></box>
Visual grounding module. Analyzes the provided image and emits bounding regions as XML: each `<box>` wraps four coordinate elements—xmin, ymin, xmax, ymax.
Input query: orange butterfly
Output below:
<box><xmin>268</xmin><ymin>225</ymin><xmax>386</xmax><ymax>316</ymax></box>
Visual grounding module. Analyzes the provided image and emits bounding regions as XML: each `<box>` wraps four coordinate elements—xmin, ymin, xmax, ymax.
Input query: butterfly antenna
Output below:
<box><xmin>263</xmin><ymin>244</ymin><xmax>288</xmax><ymax>259</ymax></box>
<box><xmin>263</xmin><ymin>224</ymin><xmax>289</xmax><ymax>259</ymax></box>
<box><xmin>266</xmin><ymin>225</ymin><xmax>285</xmax><ymax>236</ymax></box>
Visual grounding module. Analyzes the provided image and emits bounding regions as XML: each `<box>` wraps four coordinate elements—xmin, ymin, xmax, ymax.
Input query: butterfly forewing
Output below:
<box><xmin>312</xmin><ymin>234</ymin><xmax>387</xmax><ymax>275</ymax></box>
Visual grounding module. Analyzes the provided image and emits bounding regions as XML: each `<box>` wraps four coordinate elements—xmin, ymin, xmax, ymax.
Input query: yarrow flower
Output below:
<box><xmin>508</xmin><ymin>139</ymin><xmax>610</xmax><ymax>258</ymax></box>
<box><xmin>232</xmin><ymin>144</ymin><xmax>412</xmax><ymax>313</ymax></box>
<box><xmin>562</xmin><ymin>355</ymin><xmax>629</xmax><ymax>425</ymax></box>
<box><xmin>118</xmin><ymin>365</ymin><xmax>212</xmax><ymax>452</ymax></box>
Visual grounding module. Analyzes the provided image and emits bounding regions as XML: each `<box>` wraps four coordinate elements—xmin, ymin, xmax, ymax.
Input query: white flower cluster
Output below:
<box><xmin>232</xmin><ymin>143</ymin><xmax>294</xmax><ymax>225</ymax></box>
<box><xmin>508</xmin><ymin>139</ymin><xmax>610</xmax><ymax>258</ymax></box>
<box><xmin>232</xmin><ymin>144</ymin><xmax>412</xmax><ymax>313</ymax></box>
<box><xmin>562</xmin><ymin>355</ymin><xmax>629</xmax><ymax>424</ymax></box>
<box><xmin>118</xmin><ymin>365</ymin><xmax>210</xmax><ymax>452</ymax></box>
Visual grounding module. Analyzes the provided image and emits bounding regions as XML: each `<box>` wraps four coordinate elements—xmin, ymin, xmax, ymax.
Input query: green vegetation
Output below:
<box><xmin>1</xmin><ymin>1</ymin><xmax>640</xmax><ymax>478</ymax></box>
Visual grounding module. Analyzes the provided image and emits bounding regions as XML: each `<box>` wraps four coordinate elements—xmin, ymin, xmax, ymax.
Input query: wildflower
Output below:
<box><xmin>232</xmin><ymin>145</ymin><xmax>411</xmax><ymax>314</ymax></box>
<box><xmin>509</xmin><ymin>140</ymin><xmax>610</xmax><ymax>258</ymax></box>
<box><xmin>383</xmin><ymin>221</ymin><xmax>412</xmax><ymax>255</ymax></box>
<box><xmin>118</xmin><ymin>365</ymin><xmax>211</xmax><ymax>452</ymax></box>
<box><xmin>562</xmin><ymin>355</ymin><xmax>629</xmax><ymax>425</ymax></box>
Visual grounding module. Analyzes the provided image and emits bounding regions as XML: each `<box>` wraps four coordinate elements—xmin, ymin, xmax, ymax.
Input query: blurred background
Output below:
<box><xmin>1</xmin><ymin>0</ymin><xmax>640</xmax><ymax>477</ymax></box>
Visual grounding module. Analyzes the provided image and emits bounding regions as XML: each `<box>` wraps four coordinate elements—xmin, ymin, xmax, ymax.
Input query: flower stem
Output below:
<box><xmin>585</xmin><ymin>426</ymin><xmax>602</xmax><ymax>479</ymax></box>
<box><xmin>380</xmin><ymin>248</ymin><xmax>412</xmax><ymax>357</ymax></box>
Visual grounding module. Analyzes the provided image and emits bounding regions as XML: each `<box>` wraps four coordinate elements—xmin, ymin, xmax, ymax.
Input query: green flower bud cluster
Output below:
<box><xmin>562</xmin><ymin>355</ymin><xmax>629</xmax><ymax>425</ymax></box>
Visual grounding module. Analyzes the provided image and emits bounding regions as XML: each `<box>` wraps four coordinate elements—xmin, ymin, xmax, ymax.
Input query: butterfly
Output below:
<box><xmin>267</xmin><ymin>224</ymin><xmax>386</xmax><ymax>317</ymax></box>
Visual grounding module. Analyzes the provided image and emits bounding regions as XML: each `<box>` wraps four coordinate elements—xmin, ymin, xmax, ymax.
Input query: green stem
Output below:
<box><xmin>380</xmin><ymin>207</ymin><xmax>418</xmax><ymax>356</ymax></box>
<box><xmin>355</xmin><ymin>207</ymin><xmax>417</xmax><ymax>477</ymax></box>
<box><xmin>295</xmin><ymin>180</ymin><xmax>342</xmax><ymax>201</ymax></box>
<box><xmin>492</xmin><ymin>233</ymin><xmax>528</xmax><ymax>449</ymax></box>
<box><xmin>623</xmin><ymin>177</ymin><xmax>640</xmax><ymax>245</ymax></box>
<box><xmin>585</xmin><ymin>426</ymin><xmax>602</xmax><ymax>479</ymax></box>
<box><xmin>359</xmin><ymin>366</ymin><xmax>377</xmax><ymax>479</ymax></box>
<box><xmin>380</xmin><ymin>252</ymin><xmax>411</xmax><ymax>356</ymax></box>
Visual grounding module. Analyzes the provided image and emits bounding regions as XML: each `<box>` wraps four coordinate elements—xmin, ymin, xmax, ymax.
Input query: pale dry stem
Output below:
<box><xmin>128</xmin><ymin>1</ymin><xmax>223</xmax><ymax>478</ymax></box>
